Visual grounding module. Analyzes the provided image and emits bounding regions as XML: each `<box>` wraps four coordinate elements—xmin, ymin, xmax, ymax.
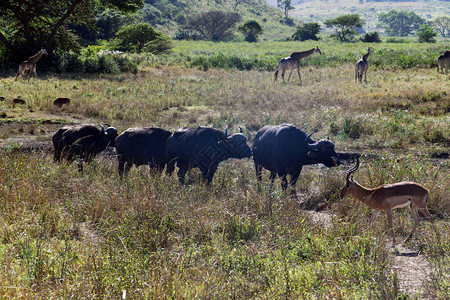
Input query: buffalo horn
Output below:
<box><xmin>224</xmin><ymin>127</ymin><xmax>228</xmax><ymax>137</ymax></box>
<box><xmin>239</xmin><ymin>126</ymin><xmax>243</xmax><ymax>133</ymax></box>
<box><xmin>304</xmin><ymin>131</ymin><xmax>316</xmax><ymax>148</ymax></box>
<box><xmin>100</xmin><ymin>124</ymin><xmax>105</xmax><ymax>134</ymax></box>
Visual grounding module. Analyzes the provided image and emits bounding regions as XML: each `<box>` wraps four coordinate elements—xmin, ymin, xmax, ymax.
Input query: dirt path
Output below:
<box><xmin>392</xmin><ymin>244</ymin><xmax>433</xmax><ymax>299</ymax></box>
<box><xmin>303</xmin><ymin>209</ymin><xmax>433</xmax><ymax>299</ymax></box>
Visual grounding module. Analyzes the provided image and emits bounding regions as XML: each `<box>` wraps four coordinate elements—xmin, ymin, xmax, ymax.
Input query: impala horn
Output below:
<box><xmin>346</xmin><ymin>156</ymin><xmax>360</xmax><ymax>183</ymax></box>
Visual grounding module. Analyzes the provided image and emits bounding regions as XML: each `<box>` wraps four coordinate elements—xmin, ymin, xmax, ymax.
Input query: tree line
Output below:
<box><xmin>0</xmin><ymin>0</ymin><xmax>447</xmax><ymax>69</ymax></box>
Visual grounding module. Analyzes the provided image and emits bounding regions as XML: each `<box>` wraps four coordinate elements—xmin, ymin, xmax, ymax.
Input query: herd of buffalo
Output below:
<box><xmin>52</xmin><ymin>123</ymin><xmax>341</xmax><ymax>191</ymax></box>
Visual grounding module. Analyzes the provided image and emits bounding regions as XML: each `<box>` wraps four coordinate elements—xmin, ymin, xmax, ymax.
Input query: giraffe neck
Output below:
<box><xmin>362</xmin><ymin>50</ymin><xmax>370</xmax><ymax>62</ymax></box>
<box><xmin>28</xmin><ymin>50</ymin><xmax>45</xmax><ymax>64</ymax></box>
<box><xmin>291</xmin><ymin>48</ymin><xmax>317</xmax><ymax>60</ymax></box>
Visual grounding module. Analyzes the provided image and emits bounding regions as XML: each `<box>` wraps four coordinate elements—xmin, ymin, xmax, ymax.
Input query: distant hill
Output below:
<box><xmin>264</xmin><ymin>0</ymin><xmax>450</xmax><ymax>32</ymax></box>
<box><xmin>140</xmin><ymin>0</ymin><xmax>294</xmax><ymax>41</ymax></box>
<box><xmin>138</xmin><ymin>0</ymin><xmax>449</xmax><ymax>40</ymax></box>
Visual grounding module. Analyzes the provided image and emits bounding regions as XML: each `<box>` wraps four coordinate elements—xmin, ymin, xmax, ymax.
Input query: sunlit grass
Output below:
<box><xmin>0</xmin><ymin>47</ymin><xmax>449</xmax><ymax>297</ymax></box>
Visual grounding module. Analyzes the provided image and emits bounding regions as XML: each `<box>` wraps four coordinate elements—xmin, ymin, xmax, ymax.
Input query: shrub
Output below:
<box><xmin>418</xmin><ymin>25</ymin><xmax>437</xmax><ymax>43</ymax></box>
<box><xmin>56</xmin><ymin>52</ymin><xmax>83</xmax><ymax>73</ymax></box>
<box><xmin>361</xmin><ymin>32</ymin><xmax>381</xmax><ymax>43</ymax></box>
<box><xmin>292</xmin><ymin>22</ymin><xmax>321</xmax><ymax>41</ymax></box>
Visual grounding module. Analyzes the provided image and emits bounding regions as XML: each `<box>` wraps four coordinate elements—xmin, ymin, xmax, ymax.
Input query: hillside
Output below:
<box><xmin>265</xmin><ymin>0</ymin><xmax>450</xmax><ymax>32</ymax></box>
<box><xmin>141</xmin><ymin>0</ymin><xmax>295</xmax><ymax>41</ymax></box>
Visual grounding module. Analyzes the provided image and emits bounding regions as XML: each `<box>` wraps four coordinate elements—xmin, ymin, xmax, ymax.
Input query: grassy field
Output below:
<box><xmin>0</xmin><ymin>40</ymin><xmax>449</xmax><ymax>298</ymax></box>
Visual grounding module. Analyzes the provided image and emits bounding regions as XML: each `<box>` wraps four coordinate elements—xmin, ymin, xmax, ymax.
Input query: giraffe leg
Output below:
<box><xmin>297</xmin><ymin>68</ymin><xmax>302</xmax><ymax>85</ymax></box>
<box><xmin>33</xmin><ymin>66</ymin><xmax>38</xmax><ymax>79</ymax></box>
<box><xmin>287</xmin><ymin>69</ymin><xmax>293</xmax><ymax>82</ymax></box>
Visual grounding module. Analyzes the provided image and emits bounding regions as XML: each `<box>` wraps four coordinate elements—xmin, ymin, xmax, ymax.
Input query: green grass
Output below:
<box><xmin>0</xmin><ymin>40</ymin><xmax>449</xmax><ymax>298</ymax></box>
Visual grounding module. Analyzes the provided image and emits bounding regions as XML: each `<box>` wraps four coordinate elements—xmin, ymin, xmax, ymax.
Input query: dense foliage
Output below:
<box><xmin>0</xmin><ymin>0</ymin><xmax>143</xmax><ymax>62</ymax></box>
<box><xmin>378</xmin><ymin>10</ymin><xmax>425</xmax><ymax>37</ymax></box>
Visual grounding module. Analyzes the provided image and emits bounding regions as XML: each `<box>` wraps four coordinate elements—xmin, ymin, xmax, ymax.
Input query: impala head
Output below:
<box><xmin>315</xmin><ymin>46</ymin><xmax>322</xmax><ymax>55</ymax></box>
<box><xmin>340</xmin><ymin>156</ymin><xmax>360</xmax><ymax>199</ymax></box>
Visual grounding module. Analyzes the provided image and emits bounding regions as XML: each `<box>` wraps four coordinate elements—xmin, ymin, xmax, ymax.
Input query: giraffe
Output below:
<box><xmin>15</xmin><ymin>49</ymin><xmax>48</xmax><ymax>81</ymax></box>
<box><xmin>355</xmin><ymin>47</ymin><xmax>371</xmax><ymax>84</ymax></box>
<box><xmin>274</xmin><ymin>46</ymin><xmax>322</xmax><ymax>84</ymax></box>
<box><xmin>437</xmin><ymin>50</ymin><xmax>449</xmax><ymax>74</ymax></box>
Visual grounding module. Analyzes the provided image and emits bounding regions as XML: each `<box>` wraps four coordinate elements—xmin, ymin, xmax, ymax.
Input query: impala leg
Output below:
<box><xmin>364</xmin><ymin>70</ymin><xmax>367</xmax><ymax>84</ymax></box>
<box><xmin>369</xmin><ymin>209</ymin><xmax>379</xmax><ymax>225</ymax></box>
<box><xmin>404</xmin><ymin>205</ymin><xmax>420</xmax><ymax>243</ymax></box>
<box><xmin>417</xmin><ymin>207</ymin><xmax>434</xmax><ymax>224</ymax></box>
<box><xmin>385</xmin><ymin>209</ymin><xmax>396</xmax><ymax>245</ymax></box>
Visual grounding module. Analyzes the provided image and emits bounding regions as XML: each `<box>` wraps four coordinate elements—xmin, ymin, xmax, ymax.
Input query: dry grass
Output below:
<box><xmin>0</xmin><ymin>63</ymin><xmax>448</xmax><ymax>298</ymax></box>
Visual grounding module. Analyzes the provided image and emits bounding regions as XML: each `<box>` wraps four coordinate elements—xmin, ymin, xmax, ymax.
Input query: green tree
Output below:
<box><xmin>378</xmin><ymin>10</ymin><xmax>425</xmax><ymax>37</ymax></box>
<box><xmin>324</xmin><ymin>14</ymin><xmax>365</xmax><ymax>42</ymax></box>
<box><xmin>429</xmin><ymin>16</ymin><xmax>450</xmax><ymax>37</ymax></box>
<box><xmin>185</xmin><ymin>10</ymin><xmax>242</xmax><ymax>42</ymax></box>
<box><xmin>238</xmin><ymin>20</ymin><xmax>263</xmax><ymax>42</ymax></box>
<box><xmin>0</xmin><ymin>0</ymin><xmax>143</xmax><ymax>60</ymax></box>
<box><xmin>277</xmin><ymin>0</ymin><xmax>294</xmax><ymax>23</ymax></box>
<box><xmin>114</xmin><ymin>23</ymin><xmax>172</xmax><ymax>54</ymax></box>
<box><xmin>292</xmin><ymin>23</ymin><xmax>321</xmax><ymax>41</ymax></box>
<box><xmin>417</xmin><ymin>25</ymin><xmax>437</xmax><ymax>43</ymax></box>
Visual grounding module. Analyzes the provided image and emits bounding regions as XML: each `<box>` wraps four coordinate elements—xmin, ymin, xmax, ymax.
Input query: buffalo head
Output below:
<box><xmin>304</xmin><ymin>132</ymin><xmax>341</xmax><ymax>167</ymax></box>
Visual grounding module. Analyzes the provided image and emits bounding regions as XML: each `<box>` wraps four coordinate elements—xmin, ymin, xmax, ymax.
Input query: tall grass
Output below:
<box><xmin>0</xmin><ymin>44</ymin><xmax>448</xmax><ymax>297</ymax></box>
<box><xmin>1</xmin><ymin>150</ymin><xmax>447</xmax><ymax>298</ymax></box>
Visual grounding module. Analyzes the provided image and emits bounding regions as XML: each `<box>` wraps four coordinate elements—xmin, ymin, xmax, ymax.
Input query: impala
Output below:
<box><xmin>340</xmin><ymin>157</ymin><xmax>434</xmax><ymax>245</ymax></box>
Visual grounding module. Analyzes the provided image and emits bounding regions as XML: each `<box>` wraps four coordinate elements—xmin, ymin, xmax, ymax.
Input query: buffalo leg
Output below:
<box><xmin>177</xmin><ymin>167</ymin><xmax>188</xmax><ymax>184</ymax></box>
<box><xmin>118</xmin><ymin>157</ymin><xmax>125</xmax><ymax>178</ymax></box>
<box><xmin>269</xmin><ymin>172</ymin><xmax>276</xmax><ymax>188</ymax></box>
<box><xmin>166</xmin><ymin>159</ymin><xmax>176</xmax><ymax>176</ymax></box>
<box><xmin>255</xmin><ymin>163</ymin><xmax>262</xmax><ymax>181</ymax></box>
<box><xmin>279</xmin><ymin>171</ymin><xmax>288</xmax><ymax>191</ymax></box>
<box><xmin>290</xmin><ymin>171</ymin><xmax>301</xmax><ymax>196</ymax></box>
<box><xmin>201</xmin><ymin>165</ymin><xmax>217</xmax><ymax>185</ymax></box>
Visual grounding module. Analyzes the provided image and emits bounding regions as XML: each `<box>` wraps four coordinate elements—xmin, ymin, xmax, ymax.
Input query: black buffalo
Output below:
<box><xmin>52</xmin><ymin>124</ymin><xmax>118</xmax><ymax>171</ymax></box>
<box><xmin>253</xmin><ymin>124</ymin><xmax>341</xmax><ymax>193</ymax></box>
<box><xmin>115</xmin><ymin>127</ymin><xmax>172</xmax><ymax>177</ymax></box>
<box><xmin>166</xmin><ymin>127</ymin><xmax>252</xmax><ymax>184</ymax></box>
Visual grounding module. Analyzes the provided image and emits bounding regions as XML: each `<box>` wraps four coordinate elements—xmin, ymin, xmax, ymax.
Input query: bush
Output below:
<box><xmin>56</xmin><ymin>52</ymin><xmax>83</xmax><ymax>73</ymax></box>
<box><xmin>292</xmin><ymin>22</ymin><xmax>321</xmax><ymax>41</ymax></box>
<box><xmin>361</xmin><ymin>32</ymin><xmax>381</xmax><ymax>43</ymax></box>
<box><xmin>418</xmin><ymin>25</ymin><xmax>437</xmax><ymax>43</ymax></box>
<box><xmin>83</xmin><ymin>56</ymin><xmax>101</xmax><ymax>73</ymax></box>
